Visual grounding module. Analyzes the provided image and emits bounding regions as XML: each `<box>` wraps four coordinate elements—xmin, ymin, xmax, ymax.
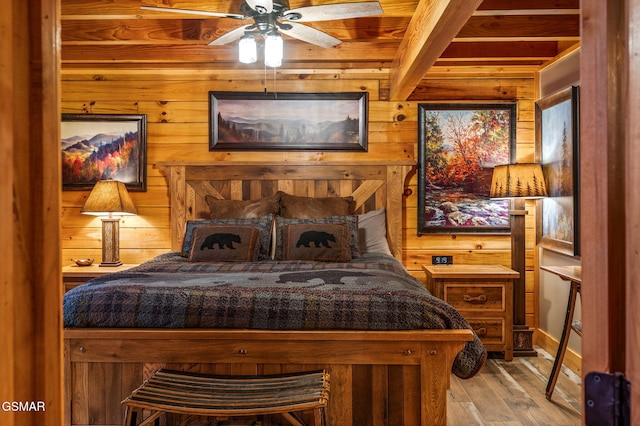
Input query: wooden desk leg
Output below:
<box><xmin>546</xmin><ymin>282</ymin><xmax>579</xmax><ymax>400</ymax></box>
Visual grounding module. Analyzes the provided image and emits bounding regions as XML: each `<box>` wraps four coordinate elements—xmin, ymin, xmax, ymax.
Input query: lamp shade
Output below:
<box><xmin>490</xmin><ymin>163</ymin><xmax>547</xmax><ymax>199</ymax></box>
<box><xmin>81</xmin><ymin>180</ymin><xmax>137</xmax><ymax>216</ymax></box>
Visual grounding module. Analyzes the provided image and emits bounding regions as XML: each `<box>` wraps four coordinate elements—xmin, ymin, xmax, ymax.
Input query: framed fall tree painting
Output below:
<box><xmin>417</xmin><ymin>103</ymin><xmax>517</xmax><ymax>234</ymax></box>
<box><xmin>61</xmin><ymin>114</ymin><xmax>147</xmax><ymax>191</ymax></box>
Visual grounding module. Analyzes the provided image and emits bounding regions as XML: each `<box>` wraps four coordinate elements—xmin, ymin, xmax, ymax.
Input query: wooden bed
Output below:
<box><xmin>64</xmin><ymin>161</ymin><xmax>474</xmax><ymax>426</ymax></box>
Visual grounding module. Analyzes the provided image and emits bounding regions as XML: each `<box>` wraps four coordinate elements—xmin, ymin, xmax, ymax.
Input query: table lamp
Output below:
<box><xmin>81</xmin><ymin>180</ymin><xmax>137</xmax><ymax>267</ymax></box>
<box><xmin>490</xmin><ymin>163</ymin><xmax>547</xmax><ymax>356</ymax></box>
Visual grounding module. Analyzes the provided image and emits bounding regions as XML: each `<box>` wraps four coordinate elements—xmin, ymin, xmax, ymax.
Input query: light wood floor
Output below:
<box><xmin>181</xmin><ymin>347</ymin><xmax>582</xmax><ymax>425</ymax></box>
<box><xmin>448</xmin><ymin>347</ymin><xmax>582</xmax><ymax>425</ymax></box>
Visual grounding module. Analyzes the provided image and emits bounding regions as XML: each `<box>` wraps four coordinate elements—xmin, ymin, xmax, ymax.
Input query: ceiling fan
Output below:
<box><xmin>141</xmin><ymin>0</ymin><xmax>383</xmax><ymax>50</ymax></box>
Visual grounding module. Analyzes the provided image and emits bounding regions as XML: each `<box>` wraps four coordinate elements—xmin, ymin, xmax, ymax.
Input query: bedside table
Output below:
<box><xmin>423</xmin><ymin>264</ymin><xmax>518</xmax><ymax>361</ymax></box>
<box><xmin>62</xmin><ymin>263</ymin><xmax>139</xmax><ymax>293</ymax></box>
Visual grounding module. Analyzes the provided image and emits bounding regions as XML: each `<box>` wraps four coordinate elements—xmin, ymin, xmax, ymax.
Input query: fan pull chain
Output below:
<box><xmin>262</xmin><ymin>64</ymin><xmax>278</xmax><ymax>97</ymax></box>
<box><xmin>264</xmin><ymin>62</ymin><xmax>267</xmax><ymax>94</ymax></box>
<box><xmin>273</xmin><ymin>66</ymin><xmax>277</xmax><ymax>98</ymax></box>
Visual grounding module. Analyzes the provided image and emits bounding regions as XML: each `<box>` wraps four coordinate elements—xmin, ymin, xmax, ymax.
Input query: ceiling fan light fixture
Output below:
<box><xmin>144</xmin><ymin>1</ymin><xmax>383</xmax><ymax>65</ymax></box>
<box><xmin>264</xmin><ymin>33</ymin><xmax>283</xmax><ymax>67</ymax></box>
<box><xmin>238</xmin><ymin>35</ymin><xmax>258</xmax><ymax>63</ymax></box>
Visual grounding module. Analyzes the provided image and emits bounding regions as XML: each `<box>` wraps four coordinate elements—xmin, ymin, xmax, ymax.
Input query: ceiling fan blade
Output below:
<box><xmin>141</xmin><ymin>6</ymin><xmax>247</xmax><ymax>20</ymax></box>
<box><xmin>283</xmin><ymin>2</ymin><xmax>383</xmax><ymax>22</ymax></box>
<box><xmin>279</xmin><ymin>22</ymin><xmax>341</xmax><ymax>48</ymax></box>
<box><xmin>245</xmin><ymin>0</ymin><xmax>274</xmax><ymax>14</ymax></box>
<box><xmin>208</xmin><ymin>25</ymin><xmax>251</xmax><ymax>45</ymax></box>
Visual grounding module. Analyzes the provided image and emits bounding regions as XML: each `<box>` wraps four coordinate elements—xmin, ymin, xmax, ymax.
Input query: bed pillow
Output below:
<box><xmin>188</xmin><ymin>225</ymin><xmax>261</xmax><ymax>262</ymax></box>
<box><xmin>181</xmin><ymin>215</ymin><xmax>273</xmax><ymax>259</ymax></box>
<box><xmin>205</xmin><ymin>193</ymin><xmax>280</xmax><ymax>219</ymax></box>
<box><xmin>279</xmin><ymin>223</ymin><xmax>352</xmax><ymax>262</ymax></box>
<box><xmin>278</xmin><ymin>192</ymin><xmax>355</xmax><ymax>219</ymax></box>
<box><xmin>275</xmin><ymin>215</ymin><xmax>360</xmax><ymax>260</ymax></box>
<box><xmin>358</xmin><ymin>207</ymin><xmax>393</xmax><ymax>256</ymax></box>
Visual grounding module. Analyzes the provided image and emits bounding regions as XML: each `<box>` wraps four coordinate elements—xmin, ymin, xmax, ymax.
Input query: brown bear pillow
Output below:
<box><xmin>278</xmin><ymin>192</ymin><xmax>355</xmax><ymax>219</ymax></box>
<box><xmin>280</xmin><ymin>223</ymin><xmax>352</xmax><ymax>262</ymax></box>
<box><xmin>275</xmin><ymin>216</ymin><xmax>360</xmax><ymax>261</ymax></box>
<box><xmin>205</xmin><ymin>193</ymin><xmax>280</xmax><ymax>219</ymax></box>
<box><xmin>181</xmin><ymin>216</ymin><xmax>274</xmax><ymax>259</ymax></box>
<box><xmin>188</xmin><ymin>225</ymin><xmax>261</xmax><ymax>262</ymax></box>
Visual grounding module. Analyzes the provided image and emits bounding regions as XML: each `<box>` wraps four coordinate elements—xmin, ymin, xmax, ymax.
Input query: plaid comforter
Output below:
<box><xmin>63</xmin><ymin>252</ymin><xmax>487</xmax><ymax>378</ymax></box>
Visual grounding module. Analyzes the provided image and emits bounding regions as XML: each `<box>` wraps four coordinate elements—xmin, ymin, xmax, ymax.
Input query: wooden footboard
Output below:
<box><xmin>64</xmin><ymin>329</ymin><xmax>472</xmax><ymax>426</ymax></box>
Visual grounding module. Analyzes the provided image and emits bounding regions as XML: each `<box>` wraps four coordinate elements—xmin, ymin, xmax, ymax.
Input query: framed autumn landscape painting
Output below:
<box><xmin>417</xmin><ymin>103</ymin><xmax>516</xmax><ymax>234</ymax></box>
<box><xmin>61</xmin><ymin>114</ymin><xmax>147</xmax><ymax>191</ymax></box>
<box><xmin>209</xmin><ymin>91</ymin><xmax>367</xmax><ymax>151</ymax></box>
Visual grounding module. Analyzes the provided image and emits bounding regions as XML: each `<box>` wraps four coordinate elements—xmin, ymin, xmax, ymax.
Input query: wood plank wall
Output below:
<box><xmin>60</xmin><ymin>67</ymin><xmax>538</xmax><ymax>327</ymax></box>
<box><xmin>3</xmin><ymin>0</ymin><xmax>64</xmax><ymax>424</ymax></box>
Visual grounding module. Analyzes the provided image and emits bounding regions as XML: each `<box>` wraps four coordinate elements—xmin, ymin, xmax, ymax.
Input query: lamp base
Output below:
<box><xmin>99</xmin><ymin>260</ymin><xmax>123</xmax><ymax>267</ymax></box>
<box><xmin>513</xmin><ymin>326</ymin><xmax>538</xmax><ymax>357</ymax></box>
<box><xmin>100</xmin><ymin>217</ymin><xmax>123</xmax><ymax>267</ymax></box>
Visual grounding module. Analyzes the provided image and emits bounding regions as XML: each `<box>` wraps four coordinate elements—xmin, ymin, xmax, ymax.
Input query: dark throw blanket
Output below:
<box><xmin>63</xmin><ymin>252</ymin><xmax>487</xmax><ymax>378</ymax></box>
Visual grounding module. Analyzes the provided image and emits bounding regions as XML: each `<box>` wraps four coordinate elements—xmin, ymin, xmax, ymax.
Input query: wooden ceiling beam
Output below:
<box><xmin>61</xmin><ymin>0</ymin><xmax>421</xmax><ymax>19</ymax></box>
<box><xmin>477</xmin><ymin>0</ymin><xmax>579</xmax><ymax>11</ymax></box>
<box><xmin>60</xmin><ymin>0</ymin><xmax>579</xmax><ymax>20</ymax></box>
<box><xmin>425</xmin><ymin>65</ymin><xmax>541</xmax><ymax>78</ymax></box>
<box><xmin>60</xmin><ymin>40</ymin><xmax>561</xmax><ymax>66</ymax></box>
<box><xmin>61</xmin><ymin>0</ymin><xmax>245</xmax><ymax>19</ymax></box>
<box><xmin>60</xmin><ymin>41</ymin><xmax>400</xmax><ymax>64</ymax></box>
<box><xmin>441</xmin><ymin>41</ymin><xmax>561</xmax><ymax>59</ymax></box>
<box><xmin>457</xmin><ymin>15</ymin><xmax>579</xmax><ymax>39</ymax></box>
<box><xmin>435</xmin><ymin>60</ymin><xmax>549</xmax><ymax>67</ymax></box>
<box><xmin>60</xmin><ymin>62</ymin><xmax>393</xmax><ymax>73</ymax></box>
<box><xmin>388</xmin><ymin>0</ymin><xmax>482</xmax><ymax>101</ymax></box>
<box><xmin>61</xmin><ymin>13</ymin><xmax>579</xmax><ymax>45</ymax></box>
<box><xmin>61</xmin><ymin>19</ymin><xmax>239</xmax><ymax>44</ymax></box>
<box><xmin>61</xmin><ymin>17</ymin><xmax>412</xmax><ymax>44</ymax></box>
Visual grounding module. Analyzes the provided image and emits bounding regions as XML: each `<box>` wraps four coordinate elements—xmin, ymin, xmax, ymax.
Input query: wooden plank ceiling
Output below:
<box><xmin>60</xmin><ymin>0</ymin><xmax>580</xmax><ymax>100</ymax></box>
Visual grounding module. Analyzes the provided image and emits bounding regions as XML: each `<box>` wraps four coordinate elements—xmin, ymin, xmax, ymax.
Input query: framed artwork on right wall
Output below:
<box><xmin>416</xmin><ymin>102</ymin><xmax>516</xmax><ymax>235</ymax></box>
<box><xmin>535</xmin><ymin>85</ymin><xmax>580</xmax><ymax>256</ymax></box>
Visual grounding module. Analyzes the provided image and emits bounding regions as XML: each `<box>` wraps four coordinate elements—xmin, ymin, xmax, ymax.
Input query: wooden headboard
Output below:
<box><xmin>157</xmin><ymin>161</ymin><xmax>414</xmax><ymax>260</ymax></box>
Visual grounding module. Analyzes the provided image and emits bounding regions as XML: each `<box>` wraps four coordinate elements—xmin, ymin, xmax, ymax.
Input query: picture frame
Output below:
<box><xmin>535</xmin><ymin>86</ymin><xmax>580</xmax><ymax>256</ymax></box>
<box><xmin>417</xmin><ymin>102</ymin><xmax>516</xmax><ymax>234</ymax></box>
<box><xmin>61</xmin><ymin>113</ymin><xmax>147</xmax><ymax>191</ymax></box>
<box><xmin>209</xmin><ymin>92</ymin><xmax>368</xmax><ymax>151</ymax></box>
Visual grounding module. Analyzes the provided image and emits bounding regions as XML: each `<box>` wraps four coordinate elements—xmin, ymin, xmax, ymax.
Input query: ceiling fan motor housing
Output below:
<box><xmin>241</xmin><ymin>0</ymin><xmax>296</xmax><ymax>35</ymax></box>
<box><xmin>253</xmin><ymin>14</ymin><xmax>278</xmax><ymax>33</ymax></box>
<box><xmin>242</xmin><ymin>0</ymin><xmax>291</xmax><ymax>17</ymax></box>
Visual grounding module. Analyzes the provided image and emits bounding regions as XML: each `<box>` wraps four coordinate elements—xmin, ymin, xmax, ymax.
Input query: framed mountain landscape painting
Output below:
<box><xmin>535</xmin><ymin>86</ymin><xmax>580</xmax><ymax>256</ymax></box>
<box><xmin>417</xmin><ymin>103</ymin><xmax>516</xmax><ymax>234</ymax></box>
<box><xmin>61</xmin><ymin>114</ymin><xmax>147</xmax><ymax>191</ymax></box>
<box><xmin>209</xmin><ymin>91</ymin><xmax>368</xmax><ymax>151</ymax></box>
